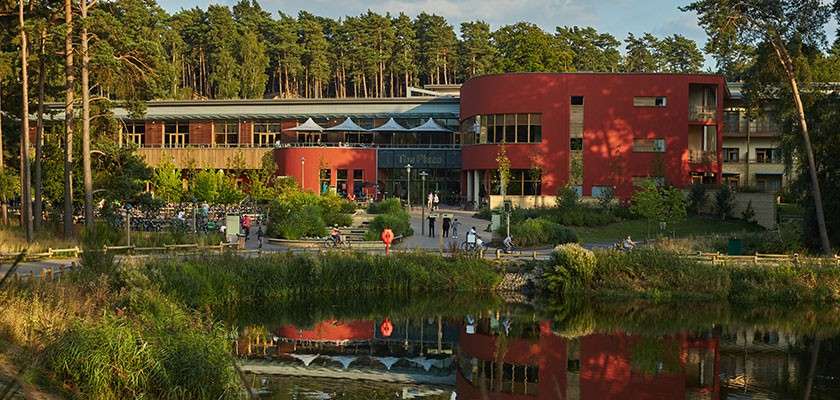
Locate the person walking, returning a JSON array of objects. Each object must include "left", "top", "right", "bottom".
[
  {"left": 242, "top": 215, "right": 252, "bottom": 239},
  {"left": 427, "top": 214, "right": 436, "bottom": 237},
  {"left": 442, "top": 215, "right": 451, "bottom": 238},
  {"left": 452, "top": 218, "right": 461, "bottom": 239},
  {"left": 427, "top": 192, "right": 434, "bottom": 210},
  {"left": 433, "top": 192, "right": 440, "bottom": 210}
]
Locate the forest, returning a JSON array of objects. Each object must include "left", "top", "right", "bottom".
[{"left": 0, "top": 0, "right": 715, "bottom": 104}]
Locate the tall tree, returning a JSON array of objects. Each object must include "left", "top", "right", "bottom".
[
  {"left": 683, "top": 0, "right": 836, "bottom": 255},
  {"left": 623, "top": 33, "right": 659, "bottom": 72},
  {"left": 556, "top": 26, "right": 621, "bottom": 72},
  {"left": 238, "top": 31, "right": 268, "bottom": 98},
  {"left": 656, "top": 34, "right": 705, "bottom": 73},
  {"left": 18, "top": 0, "right": 33, "bottom": 241},
  {"left": 459, "top": 20, "right": 496, "bottom": 79},
  {"left": 211, "top": 47, "right": 239, "bottom": 98},
  {"left": 0, "top": 51, "right": 13, "bottom": 225},
  {"left": 414, "top": 13, "right": 457, "bottom": 85},
  {"left": 81, "top": 0, "right": 93, "bottom": 228},
  {"left": 492, "top": 22, "right": 572, "bottom": 73},
  {"left": 391, "top": 12, "right": 416, "bottom": 96},
  {"left": 298, "top": 12, "right": 329, "bottom": 98},
  {"left": 63, "top": 0, "right": 74, "bottom": 238}
]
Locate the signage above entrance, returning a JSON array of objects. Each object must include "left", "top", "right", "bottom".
[{"left": 378, "top": 149, "right": 461, "bottom": 169}]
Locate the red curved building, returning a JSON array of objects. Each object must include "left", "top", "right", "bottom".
[{"left": 459, "top": 73, "right": 725, "bottom": 201}]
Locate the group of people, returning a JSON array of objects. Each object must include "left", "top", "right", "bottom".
[
  {"left": 426, "top": 214, "right": 461, "bottom": 238},
  {"left": 426, "top": 192, "right": 440, "bottom": 210}
]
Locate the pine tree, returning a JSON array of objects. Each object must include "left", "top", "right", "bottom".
[
  {"left": 556, "top": 26, "right": 621, "bottom": 72},
  {"left": 657, "top": 34, "right": 705, "bottom": 73},
  {"left": 459, "top": 20, "right": 496, "bottom": 79},
  {"left": 623, "top": 33, "right": 659, "bottom": 72},
  {"left": 391, "top": 13, "right": 416, "bottom": 96},
  {"left": 212, "top": 47, "right": 239, "bottom": 98},
  {"left": 299, "top": 12, "right": 329, "bottom": 98},
  {"left": 238, "top": 31, "right": 268, "bottom": 98}
]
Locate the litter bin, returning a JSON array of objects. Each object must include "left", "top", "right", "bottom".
[{"left": 727, "top": 238, "right": 743, "bottom": 256}]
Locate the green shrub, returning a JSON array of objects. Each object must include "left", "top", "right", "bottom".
[
  {"left": 715, "top": 185, "right": 735, "bottom": 220},
  {"left": 270, "top": 204, "right": 326, "bottom": 239},
  {"left": 505, "top": 218, "right": 577, "bottom": 247},
  {"left": 687, "top": 183, "right": 708, "bottom": 215},
  {"left": 556, "top": 185, "right": 580, "bottom": 210},
  {"left": 741, "top": 200, "right": 756, "bottom": 223},
  {"left": 366, "top": 211, "right": 413, "bottom": 240},
  {"left": 367, "top": 198, "right": 404, "bottom": 214},
  {"left": 509, "top": 206, "right": 619, "bottom": 227},
  {"left": 727, "top": 261, "right": 840, "bottom": 303},
  {"left": 472, "top": 206, "right": 493, "bottom": 221},
  {"left": 267, "top": 189, "right": 354, "bottom": 239},
  {"left": 544, "top": 244, "right": 597, "bottom": 294}
]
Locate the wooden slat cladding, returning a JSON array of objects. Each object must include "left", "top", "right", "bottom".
[
  {"left": 137, "top": 147, "right": 272, "bottom": 169},
  {"left": 633, "top": 96, "right": 657, "bottom": 107},
  {"left": 569, "top": 105, "right": 584, "bottom": 138}
]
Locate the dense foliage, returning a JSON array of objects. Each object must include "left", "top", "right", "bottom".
[
  {"left": 267, "top": 189, "right": 354, "bottom": 239},
  {"left": 502, "top": 218, "right": 578, "bottom": 247},
  {"left": 365, "top": 198, "right": 413, "bottom": 240}
]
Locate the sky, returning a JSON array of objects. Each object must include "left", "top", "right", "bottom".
[{"left": 158, "top": 0, "right": 839, "bottom": 70}]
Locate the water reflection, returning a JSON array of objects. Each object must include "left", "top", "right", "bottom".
[{"left": 237, "top": 302, "right": 840, "bottom": 400}]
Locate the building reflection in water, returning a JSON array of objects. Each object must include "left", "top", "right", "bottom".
[{"left": 237, "top": 316, "right": 828, "bottom": 399}]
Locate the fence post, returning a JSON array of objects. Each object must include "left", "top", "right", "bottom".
[{"left": 495, "top": 249, "right": 501, "bottom": 260}]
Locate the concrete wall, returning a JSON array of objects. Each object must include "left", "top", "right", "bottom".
[{"left": 692, "top": 189, "right": 776, "bottom": 229}]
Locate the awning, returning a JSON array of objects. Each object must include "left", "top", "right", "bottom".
[
  {"left": 284, "top": 117, "right": 324, "bottom": 132},
  {"left": 325, "top": 117, "right": 368, "bottom": 132},
  {"left": 410, "top": 118, "right": 451, "bottom": 133},
  {"left": 370, "top": 118, "right": 409, "bottom": 132}
]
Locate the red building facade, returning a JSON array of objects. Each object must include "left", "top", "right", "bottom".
[{"left": 459, "top": 73, "right": 725, "bottom": 200}]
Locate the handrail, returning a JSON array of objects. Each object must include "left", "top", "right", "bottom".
[{"left": 135, "top": 142, "right": 461, "bottom": 150}]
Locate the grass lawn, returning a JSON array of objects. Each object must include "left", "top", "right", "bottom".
[{"left": 575, "top": 216, "right": 763, "bottom": 243}]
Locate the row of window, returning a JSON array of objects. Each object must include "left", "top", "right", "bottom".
[
  {"left": 723, "top": 147, "right": 783, "bottom": 163},
  {"left": 319, "top": 169, "right": 365, "bottom": 196},
  {"left": 461, "top": 114, "right": 542, "bottom": 144}
]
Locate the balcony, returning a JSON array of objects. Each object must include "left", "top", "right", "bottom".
[
  {"left": 689, "top": 106, "right": 716, "bottom": 122},
  {"left": 136, "top": 146, "right": 272, "bottom": 169},
  {"left": 689, "top": 150, "right": 718, "bottom": 165}
]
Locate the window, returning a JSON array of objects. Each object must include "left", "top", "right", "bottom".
[
  {"left": 529, "top": 114, "right": 542, "bottom": 142},
  {"left": 755, "top": 148, "right": 781, "bottom": 163},
  {"left": 591, "top": 186, "right": 614, "bottom": 199},
  {"left": 253, "top": 122, "right": 281, "bottom": 147},
  {"left": 516, "top": 114, "right": 529, "bottom": 143},
  {"left": 471, "top": 113, "right": 542, "bottom": 144},
  {"left": 353, "top": 170, "right": 364, "bottom": 197},
  {"left": 570, "top": 96, "right": 584, "bottom": 105},
  {"left": 319, "top": 169, "right": 331, "bottom": 193},
  {"left": 164, "top": 122, "right": 189, "bottom": 148},
  {"left": 124, "top": 123, "right": 145, "bottom": 147},
  {"left": 634, "top": 96, "right": 667, "bottom": 107},
  {"left": 570, "top": 138, "right": 583, "bottom": 151},
  {"left": 756, "top": 175, "right": 782, "bottom": 193},
  {"left": 214, "top": 122, "right": 239, "bottom": 146},
  {"left": 336, "top": 169, "right": 348, "bottom": 196},
  {"left": 633, "top": 138, "right": 665, "bottom": 152},
  {"left": 723, "top": 148, "right": 739, "bottom": 162}
]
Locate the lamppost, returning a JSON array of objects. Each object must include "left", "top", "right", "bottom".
[
  {"left": 405, "top": 164, "right": 412, "bottom": 209},
  {"left": 419, "top": 170, "right": 429, "bottom": 235},
  {"left": 300, "top": 157, "right": 305, "bottom": 190}
]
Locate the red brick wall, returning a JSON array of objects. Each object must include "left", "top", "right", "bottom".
[
  {"left": 273, "top": 147, "right": 377, "bottom": 196},
  {"left": 189, "top": 121, "right": 213, "bottom": 146},
  {"left": 145, "top": 121, "right": 163, "bottom": 146},
  {"left": 281, "top": 119, "right": 298, "bottom": 142},
  {"left": 238, "top": 121, "right": 252, "bottom": 146}
]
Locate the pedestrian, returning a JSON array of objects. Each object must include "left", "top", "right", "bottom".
[
  {"left": 427, "top": 214, "right": 436, "bottom": 237},
  {"left": 452, "top": 218, "right": 461, "bottom": 239},
  {"left": 427, "top": 192, "right": 434, "bottom": 210},
  {"left": 242, "top": 215, "right": 252, "bottom": 239},
  {"left": 442, "top": 215, "right": 451, "bottom": 238},
  {"left": 433, "top": 192, "right": 440, "bottom": 210}
]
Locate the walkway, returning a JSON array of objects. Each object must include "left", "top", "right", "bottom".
[{"left": 399, "top": 206, "right": 491, "bottom": 251}]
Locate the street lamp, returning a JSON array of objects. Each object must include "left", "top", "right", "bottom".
[
  {"left": 300, "top": 157, "right": 305, "bottom": 190},
  {"left": 419, "top": 170, "right": 429, "bottom": 235},
  {"left": 405, "top": 164, "right": 412, "bottom": 208}
]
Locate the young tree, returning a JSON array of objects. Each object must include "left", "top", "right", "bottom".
[
  {"left": 683, "top": 0, "right": 836, "bottom": 255},
  {"left": 153, "top": 157, "right": 184, "bottom": 204}
]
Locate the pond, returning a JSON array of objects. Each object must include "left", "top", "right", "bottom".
[{"left": 234, "top": 295, "right": 840, "bottom": 400}]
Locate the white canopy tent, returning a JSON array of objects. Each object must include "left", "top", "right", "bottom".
[
  {"left": 326, "top": 117, "right": 368, "bottom": 132},
  {"left": 284, "top": 117, "right": 325, "bottom": 132},
  {"left": 409, "top": 118, "right": 451, "bottom": 133},
  {"left": 371, "top": 118, "right": 409, "bottom": 132}
]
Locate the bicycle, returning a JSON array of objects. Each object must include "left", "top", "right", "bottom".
[{"left": 323, "top": 235, "right": 352, "bottom": 249}]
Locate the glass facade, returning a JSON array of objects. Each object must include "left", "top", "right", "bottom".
[
  {"left": 164, "top": 122, "right": 189, "bottom": 148},
  {"left": 124, "top": 123, "right": 145, "bottom": 147},
  {"left": 460, "top": 114, "right": 542, "bottom": 145},
  {"left": 214, "top": 122, "right": 239, "bottom": 146},
  {"left": 253, "top": 122, "right": 282, "bottom": 147}
]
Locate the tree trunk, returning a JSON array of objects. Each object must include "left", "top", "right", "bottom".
[
  {"left": 19, "top": 0, "right": 33, "bottom": 242},
  {"left": 770, "top": 38, "right": 832, "bottom": 256},
  {"left": 63, "top": 0, "right": 75, "bottom": 238},
  {"left": 0, "top": 83, "right": 7, "bottom": 225},
  {"left": 34, "top": 26, "right": 46, "bottom": 230},
  {"left": 81, "top": 0, "right": 93, "bottom": 228}
]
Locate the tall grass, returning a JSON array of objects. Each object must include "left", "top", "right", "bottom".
[
  {"left": 141, "top": 252, "right": 501, "bottom": 313},
  {"left": 541, "top": 247, "right": 840, "bottom": 304}
]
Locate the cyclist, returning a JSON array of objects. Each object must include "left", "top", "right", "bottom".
[
  {"left": 503, "top": 234, "right": 515, "bottom": 253},
  {"left": 330, "top": 225, "right": 342, "bottom": 245}
]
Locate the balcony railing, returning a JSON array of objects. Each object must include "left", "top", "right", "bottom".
[
  {"left": 723, "top": 158, "right": 784, "bottom": 165},
  {"left": 132, "top": 142, "right": 461, "bottom": 150},
  {"left": 689, "top": 150, "right": 718, "bottom": 165},
  {"left": 689, "top": 106, "right": 716, "bottom": 122}
]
